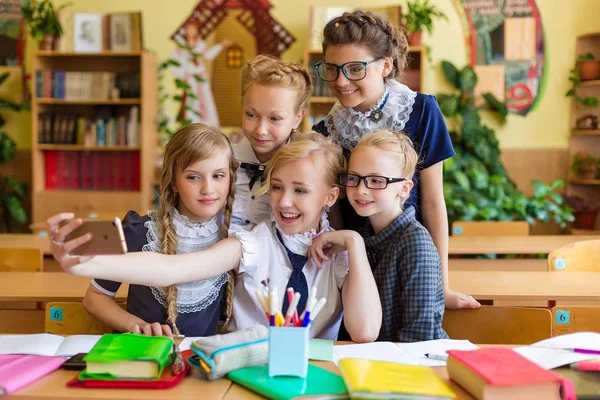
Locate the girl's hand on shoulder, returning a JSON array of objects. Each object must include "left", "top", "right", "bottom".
[
  {"left": 47, "top": 213, "right": 94, "bottom": 274},
  {"left": 131, "top": 322, "right": 173, "bottom": 337},
  {"left": 309, "top": 231, "right": 355, "bottom": 269}
]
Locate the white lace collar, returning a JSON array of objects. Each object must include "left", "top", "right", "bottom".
[
  {"left": 324, "top": 80, "right": 417, "bottom": 152},
  {"left": 347, "top": 85, "right": 390, "bottom": 119},
  {"left": 143, "top": 209, "right": 228, "bottom": 314},
  {"left": 172, "top": 207, "right": 221, "bottom": 239},
  {"left": 271, "top": 211, "right": 330, "bottom": 256}
]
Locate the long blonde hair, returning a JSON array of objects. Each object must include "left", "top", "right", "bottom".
[
  {"left": 256, "top": 131, "right": 345, "bottom": 196},
  {"left": 353, "top": 129, "right": 419, "bottom": 206},
  {"left": 158, "top": 123, "right": 239, "bottom": 335},
  {"left": 241, "top": 54, "right": 313, "bottom": 115}
]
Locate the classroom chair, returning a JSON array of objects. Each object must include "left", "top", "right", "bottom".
[
  {"left": 450, "top": 221, "right": 530, "bottom": 236},
  {"left": 443, "top": 306, "right": 552, "bottom": 345},
  {"left": 552, "top": 306, "right": 600, "bottom": 335},
  {"left": 45, "top": 302, "right": 126, "bottom": 335},
  {"left": 547, "top": 239, "right": 600, "bottom": 307}
]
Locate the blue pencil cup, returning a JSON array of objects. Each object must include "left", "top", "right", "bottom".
[{"left": 268, "top": 326, "right": 309, "bottom": 378}]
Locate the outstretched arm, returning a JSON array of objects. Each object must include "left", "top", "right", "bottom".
[{"left": 48, "top": 213, "right": 242, "bottom": 287}]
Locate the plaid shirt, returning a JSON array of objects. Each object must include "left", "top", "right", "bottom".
[{"left": 361, "top": 206, "right": 448, "bottom": 342}]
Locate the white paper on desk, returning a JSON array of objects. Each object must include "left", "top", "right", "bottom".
[
  {"left": 514, "top": 346, "right": 600, "bottom": 370},
  {"left": 179, "top": 337, "right": 204, "bottom": 352},
  {"left": 0, "top": 334, "right": 65, "bottom": 356},
  {"left": 531, "top": 332, "right": 600, "bottom": 351},
  {"left": 54, "top": 335, "right": 101, "bottom": 356},
  {"left": 397, "top": 339, "right": 480, "bottom": 367},
  {"left": 333, "top": 342, "right": 418, "bottom": 366}
]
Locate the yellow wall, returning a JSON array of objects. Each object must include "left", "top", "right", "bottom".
[{"left": 6, "top": 0, "right": 600, "bottom": 149}]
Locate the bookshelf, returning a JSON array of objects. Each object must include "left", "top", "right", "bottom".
[
  {"left": 31, "top": 51, "right": 158, "bottom": 224},
  {"left": 567, "top": 33, "right": 600, "bottom": 231},
  {"left": 303, "top": 46, "right": 424, "bottom": 131}
]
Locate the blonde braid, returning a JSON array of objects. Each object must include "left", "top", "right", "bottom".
[
  {"left": 219, "top": 153, "right": 238, "bottom": 333},
  {"left": 159, "top": 192, "right": 180, "bottom": 335}
]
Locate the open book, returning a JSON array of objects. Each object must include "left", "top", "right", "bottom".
[{"left": 0, "top": 334, "right": 102, "bottom": 357}]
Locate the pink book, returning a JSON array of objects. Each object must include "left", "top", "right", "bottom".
[{"left": 0, "top": 354, "right": 66, "bottom": 395}]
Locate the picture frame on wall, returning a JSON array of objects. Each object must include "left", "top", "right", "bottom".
[
  {"left": 73, "top": 13, "right": 103, "bottom": 53},
  {"left": 110, "top": 14, "right": 133, "bottom": 52}
]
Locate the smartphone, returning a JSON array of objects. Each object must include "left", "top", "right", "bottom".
[
  {"left": 62, "top": 353, "right": 87, "bottom": 370},
  {"left": 64, "top": 218, "right": 127, "bottom": 255}
]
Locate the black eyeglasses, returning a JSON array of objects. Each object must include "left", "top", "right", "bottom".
[
  {"left": 314, "top": 58, "right": 382, "bottom": 82},
  {"left": 340, "top": 173, "right": 406, "bottom": 190}
]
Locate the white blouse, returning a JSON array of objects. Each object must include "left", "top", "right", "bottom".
[
  {"left": 230, "top": 137, "right": 272, "bottom": 232},
  {"left": 228, "top": 212, "right": 349, "bottom": 340}
]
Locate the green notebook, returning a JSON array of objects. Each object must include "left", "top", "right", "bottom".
[
  {"left": 228, "top": 364, "right": 349, "bottom": 400},
  {"left": 81, "top": 334, "right": 172, "bottom": 380}
]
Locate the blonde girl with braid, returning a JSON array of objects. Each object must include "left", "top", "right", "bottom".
[
  {"left": 231, "top": 55, "right": 312, "bottom": 231},
  {"left": 49, "top": 132, "right": 382, "bottom": 343},
  {"left": 311, "top": 10, "right": 479, "bottom": 314},
  {"left": 52, "top": 124, "right": 238, "bottom": 337}
]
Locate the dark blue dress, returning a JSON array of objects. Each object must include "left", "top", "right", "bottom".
[{"left": 92, "top": 211, "right": 226, "bottom": 337}]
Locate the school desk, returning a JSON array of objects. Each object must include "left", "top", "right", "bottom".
[
  {"left": 448, "top": 235, "right": 600, "bottom": 255},
  {"left": 0, "top": 234, "right": 51, "bottom": 254},
  {"left": 0, "top": 273, "right": 128, "bottom": 303},
  {"left": 449, "top": 270, "right": 600, "bottom": 302}
]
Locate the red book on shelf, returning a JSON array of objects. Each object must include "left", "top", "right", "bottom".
[
  {"left": 80, "top": 152, "right": 93, "bottom": 189},
  {"left": 131, "top": 151, "right": 140, "bottom": 191},
  {"left": 69, "top": 152, "right": 81, "bottom": 189},
  {"left": 104, "top": 152, "right": 115, "bottom": 190},
  {"left": 57, "top": 151, "right": 69, "bottom": 189},
  {"left": 45, "top": 151, "right": 58, "bottom": 189},
  {"left": 92, "top": 152, "right": 104, "bottom": 190},
  {"left": 447, "top": 348, "right": 574, "bottom": 400}
]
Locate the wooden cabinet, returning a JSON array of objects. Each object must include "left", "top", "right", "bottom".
[{"left": 31, "top": 52, "right": 158, "bottom": 223}]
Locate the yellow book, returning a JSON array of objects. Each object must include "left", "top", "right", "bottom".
[{"left": 338, "top": 358, "right": 455, "bottom": 400}]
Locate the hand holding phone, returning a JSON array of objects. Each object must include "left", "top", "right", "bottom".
[{"left": 64, "top": 218, "right": 127, "bottom": 255}]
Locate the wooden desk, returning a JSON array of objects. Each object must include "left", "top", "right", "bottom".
[
  {"left": 449, "top": 235, "right": 600, "bottom": 254},
  {"left": 7, "top": 368, "right": 232, "bottom": 399},
  {"left": 0, "top": 273, "right": 128, "bottom": 302},
  {"left": 0, "top": 234, "right": 50, "bottom": 255},
  {"left": 450, "top": 270, "right": 600, "bottom": 301}
]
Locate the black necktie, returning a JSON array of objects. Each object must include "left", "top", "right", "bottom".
[
  {"left": 276, "top": 230, "right": 309, "bottom": 316},
  {"left": 240, "top": 162, "right": 265, "bottom": 190}
]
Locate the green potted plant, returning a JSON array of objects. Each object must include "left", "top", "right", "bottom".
[
  {"left": 566, "top": 65, "right": 599, "bottom": 108},
  {"left": 0, "top": 72, "right": 27, "bottom": 232},
  {"left": 578, "top": 52, "right": 600, "bottom": 81},
  {"left": 563, "top": 195, "right": 599, "bottom": 230},
  {"left": 404, "top": 0, "right": 447, "bottom": 46},
  {"left": 437, "top": 61, "right": 574, "bottom": 229},
  {"left": 571, "top": 151, "right": 599, "bottom": 180},
  {"left": 21, "top": 0, "right": 71, "bottom": 50}
]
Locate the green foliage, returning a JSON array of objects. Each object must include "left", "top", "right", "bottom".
[
  {"left": 566, "top": 67, "right": 599, "bottom": 107},
  {"left": 438, "top": 61, "right": 574, "bottom": 229},
  {"left": 579, "top": 52, "right": 595, "bottom": 61},
  {"left": 405, "top": 0, "right": 447, "bottom": 34},
  {"left": 21, "top": 0, "right": 72, "bottom": 41},
  {"left": 0, "top": 73, "right": 27, "bottom": 232}
]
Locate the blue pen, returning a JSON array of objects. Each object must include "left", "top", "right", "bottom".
[
  {"left": 301, "top": 311, "right": 311, "bottom": 327},
  {"left": 424, "top": 353, "right": 448, "bottom": 361}
]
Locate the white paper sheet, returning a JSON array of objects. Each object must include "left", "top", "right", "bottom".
[
  {"left": 333, "top": 342, "right": 418, "bottom": 366},
  {"left": 531, "top": 332, "right": 600, "bottom": 351},
  {"left": 54, "top": 335, "right": 101, "bottom": 356},
  {"left": 514, "top": 346, "right": 600, "bottom": 370},
  {"left": 0, "top": 334, "right": 65, "bottom": 356},
  {"left": 398, "top": 339, "right": 480, "bottom": 367}
]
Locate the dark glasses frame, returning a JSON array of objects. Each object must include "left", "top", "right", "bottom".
[
  {"left": 339, "top": 173, "right": 407, "bottom": 190},
  {"left": 314, "top": 57, "right": 383, "bottom": 82}
]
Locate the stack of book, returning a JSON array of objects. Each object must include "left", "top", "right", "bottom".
[{"left": 35, "top": 70, "right": 140, "bottom": 100}]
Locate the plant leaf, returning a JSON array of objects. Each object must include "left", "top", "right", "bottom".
[
  {"left": 441, "top": 61, "right": 460, "bottom": 89},
  {"left": 4, "top": 194, "right": 26, "bottom": 224},
  {"left": 0, "top": 132, "right": 16, "bottom": 162},
  {"left": 458, "top": 66, "right": 477, "bottom": 91},
  {"left": 5, "top": 177, "right": 26, "bottom": 196}
]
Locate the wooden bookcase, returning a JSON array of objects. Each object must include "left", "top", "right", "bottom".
[
  {"left": 31, "top": 51, "right": 158, "bottom": 224},
  {"left": 567, "top": 33, "right": 600, "bottom": 233},
  {"left": 303, "top": 46, "right": 424, "bottom": 131}
]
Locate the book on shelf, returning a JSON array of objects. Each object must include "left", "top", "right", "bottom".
[
  {"left": 446, "top": 347, "right": 569, "bottom": 400},
  {"left": 54, "top": 11, "right": 143, "bottom": 53},
  {"left": 35, "top": 70, "right": 140, "bottom": 100},
  {"left": 45, "top": 150, "right": 139, "bottom": 191},
  {"left": 38, "top": 106, "right": 139, "bottom": 146}
]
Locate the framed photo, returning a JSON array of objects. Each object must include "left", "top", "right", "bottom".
[
  {"left": 110, "top": 14, "right": 132, "bottom": 52},
  {"left": 73, "top": 13, "right": 103, "bottom": 53}
]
